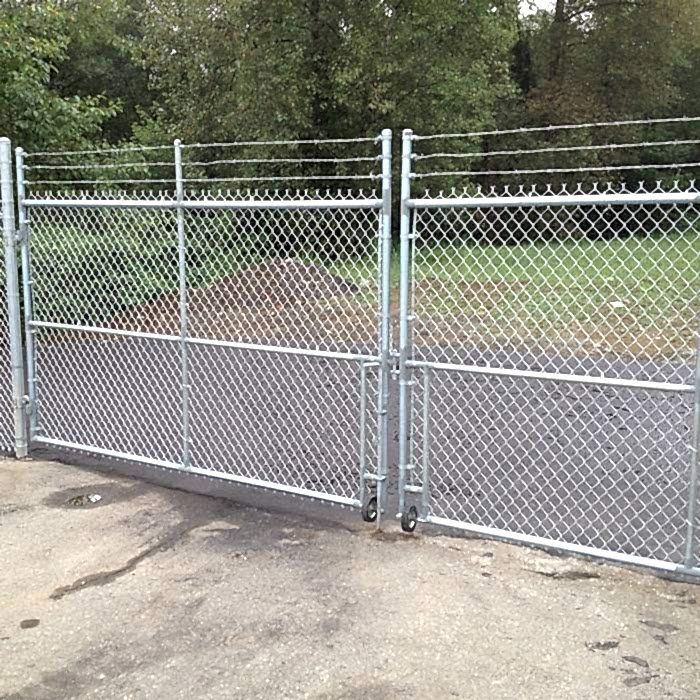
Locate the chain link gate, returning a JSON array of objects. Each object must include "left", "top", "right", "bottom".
[
  {"left": 4, "top": 116, "right": 700, "bottom": 578},
  {"left": 16, "top": 132, "right": 393, "bottom": 521},
  {"left": 396, "top": 121, "right": 700, "bottom": 577}
]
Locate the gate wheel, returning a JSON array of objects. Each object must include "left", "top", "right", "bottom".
[
  {"left": 401, "top": 505, "right": 419, "bottom": 533},
  {"left": 361, "top": 496, "right": 378, "bottom": 523}
]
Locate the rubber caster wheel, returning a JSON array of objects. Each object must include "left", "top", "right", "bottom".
[
  {"left": 361, "top": 496, "right": 378, "bottom": 523},
  {"left": 401, "top": 505, "right": 418, "bottom": 533}
]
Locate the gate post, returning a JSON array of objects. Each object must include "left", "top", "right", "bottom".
[
  {"left": 376, "top": 128, "right": 393, "bottom": 525},
  {"left": 174, "top": 140, "right": 191, "bottom": 470},
  {"left": 0, "top": 138, "right": 28, "bottom": 458},
  {"left": 397, "top": 129, "right": 414, "bottom": 517},
  {"left": 684, "top": 330, "right": 700, "bottom": 568},
  {"left": 15, "top": 147, "right": 37, "bottom": 440}
]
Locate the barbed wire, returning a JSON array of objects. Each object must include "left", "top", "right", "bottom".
[
  {"left": 24, "top": 144, "right": 173, "bottom": 158},
  {"left": 412, "top": 162, "right": 700, "bottom": 179},
  {"left": 412, "top": 116, "right": 700, "bottom": 142},
  {"left": 182, "top": 135, "right": 381, "bottom": 149},
  {"left": 413, "top": 139, "right": 700, "bottom": 161}
]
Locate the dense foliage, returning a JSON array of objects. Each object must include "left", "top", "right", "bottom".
[{"left": 0, "top": 0, "right": 698, "bottom": 153}]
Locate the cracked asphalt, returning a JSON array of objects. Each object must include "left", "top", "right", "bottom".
[{"left": 2, "top": 457, "right": 700, "bottom": 699}]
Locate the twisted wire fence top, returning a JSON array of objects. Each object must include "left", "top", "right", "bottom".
[{"left": 20, "top": 134, "right": 385, "bottom": 200}]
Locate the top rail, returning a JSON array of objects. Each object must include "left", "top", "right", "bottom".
[{"left": 408, "top": 191, "right": 700, "bottom": 209}]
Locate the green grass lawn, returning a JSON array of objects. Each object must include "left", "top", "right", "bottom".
[{"left": 330, "top": 229, "right": 700, "bottom": 359}]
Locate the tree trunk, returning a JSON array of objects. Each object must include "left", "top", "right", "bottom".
[{"left": 548, "top": 0, "right": 568, "bottom": 84}]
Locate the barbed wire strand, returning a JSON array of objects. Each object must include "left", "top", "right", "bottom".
[
  {"left": 413, "top": 139, "right": 700, "bottom": 161},
  {"left": 413, "top": 116, "right": 700, "bottom": 142},
  {"left": 412, "top": 162, "right": 700, "bottom": 178}
]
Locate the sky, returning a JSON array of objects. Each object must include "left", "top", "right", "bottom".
[{"left": 520, "top": 0, "right": 554, "bottom": 15}]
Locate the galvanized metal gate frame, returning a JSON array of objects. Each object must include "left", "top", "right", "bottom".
[
  {"left": 11, "top": 131, "right": 394, "bottom": 523},
  {"left": 395, "top": 127, "right": 700, "bottom": 579},
  {"left": 1, "top": 123, "right": 700, "bottom": 579}
]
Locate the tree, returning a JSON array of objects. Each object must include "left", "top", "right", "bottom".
[
  {"left": 136, "top": 0, "right": 519, "bottom": 143},
  {"left": 0, "top": 1, "right": 117, "bottom": 153},
  {"left": 522, "top": 0, "right": 700, "bottom": 124},
  {"left": 51, "top": 0, "right": 156, "bottom": 143}
]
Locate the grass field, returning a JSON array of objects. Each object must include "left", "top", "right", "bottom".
[{"left": 330, "top": 229, "right": 700, "bottom": 360}]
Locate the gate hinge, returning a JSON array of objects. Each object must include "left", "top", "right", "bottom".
[
  {"left": 22, "top": 395, "right": 35, "bottom": 415},
  {"left": 14, "top": 223, "right": 28, "bottom": 245},
  {"left": 363, "top": 472, "right": 387, "bottom": 482}
]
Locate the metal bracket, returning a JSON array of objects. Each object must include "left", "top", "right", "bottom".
[
  {"left": 14, "top": 223, "right": 27, "bottom": 245},
  {"left": 363, "top": 472, "right": 387, "bottom": 482}
]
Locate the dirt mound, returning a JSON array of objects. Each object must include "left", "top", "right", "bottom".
[
  {"left": 193, "top": 259, "right": 359, "bottom": 308},
  {"left": 117, "top": 259, "right": 361, "bottom": 337}
]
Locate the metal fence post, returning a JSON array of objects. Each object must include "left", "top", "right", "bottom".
[
  {"left": 420, "top": 366, "right": 432, "bottom": 519},
  {"left": 684, "top": 330, "right": 700, "bottom": 568},
  {"left": 375, "top": 128, "right": 393, "bottom": 525},
  {"left": 174, "top": 140, "right": 191, "bottom": 469},
  {"left": 397, "top": 129, "right": 414, "bottom": 516},
  {"left": 0, "top": 138, "right": 28, "bottom": 458},
  {"left": 358, "top": 361, "right": 369, "bottom": 508},
  {"left": 15, "top": 147, "right": 36, "bottom": 441}
]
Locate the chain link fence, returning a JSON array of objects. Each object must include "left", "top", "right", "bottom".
[
  {"left": 1, "top": 117, "right": 699, "bottom": 577},
  {"left": 19, "top": 133, "right": 392, "bottom": 516},
  {"left": 398, "top": 118, "right": 700, "bottom": 574}
]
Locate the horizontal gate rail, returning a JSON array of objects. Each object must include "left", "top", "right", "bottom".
[
  {"left": 30, "top": 435, "right": 362, "bottom": 507},
  {"left": 408, "top": 192, "right": 700, "bottom": 209},
  {"left": 29, "top": 320, "right": 379, "bottom": 363},
  {"left": 21, "top": 197, "right": 383, "bottom": 211},
  {"left": 422, "top": 515, "right": 700, "bottom": 579},
  {"left": 406, "top": 359, "right": 694, "bottom": 394}
]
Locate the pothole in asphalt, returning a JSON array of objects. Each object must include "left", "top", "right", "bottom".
[{"left": 43, "top": 482, "right": 146, "bottom": 509}]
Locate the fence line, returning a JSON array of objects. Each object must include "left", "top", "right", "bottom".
[
  {"left": 1, "top": 118, "right": 699, "bottom": 578},
  {"left": 398, "top": 124, "right": 700, "bottom": 578}
]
